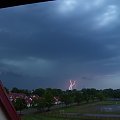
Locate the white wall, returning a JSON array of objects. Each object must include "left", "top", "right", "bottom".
[{"left": 0, "top": 106, "right": 8, "bottom": 120}]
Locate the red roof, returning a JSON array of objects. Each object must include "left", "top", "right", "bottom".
[{"left": 0, "top": 81, "right": 20, "bottom": 120}]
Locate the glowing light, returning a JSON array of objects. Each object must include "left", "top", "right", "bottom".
[{"left": 69, "top": 80, "right": 76, "bottom": 90}]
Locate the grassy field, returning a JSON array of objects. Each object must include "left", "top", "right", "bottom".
[
  {"left": 22, "top": 101, "right": 120, "bottom": 120},
  {"left": 100, "top": 101, "right": 120, "bottom": 105},
  {"left": 22, "top": 114, "right": 120, "bottom": 120},
  {"left": 60, "top": 101, "right": 120, "bottom": 114},
  {"left": 22, "top": 114, "right": 69, "bottom": 120}
]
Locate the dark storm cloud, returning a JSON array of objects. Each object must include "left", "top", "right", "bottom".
[
  {"left": 0, "top": 0, "right": 120, "bottom": 89},
  {"left": 0, "top": 30, "right": 116, "bottom": 61}
]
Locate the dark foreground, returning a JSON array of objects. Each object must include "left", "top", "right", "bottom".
[{"left": 22, "top": 101, "right": 120, "bottom": 120}]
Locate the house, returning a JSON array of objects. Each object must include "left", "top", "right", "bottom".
[
  {"left": 54, "top": 96, "right": 61, "bottom": 105},
  {"left": 0, "top": 81, "right": 20, "bottom": 120},
  {"left": 8, "top": 93, "right": 40, "bottom": 108},
  {"left": 8, "top": 93, "right": 26, "bottom": 102}
]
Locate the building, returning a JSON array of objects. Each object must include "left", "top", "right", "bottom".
[
  {"left": 0, "top": 81, "right": 20, "bottom": 120},
  {"left": 8, "top": 93, "right": 40, "bottom": 107}
]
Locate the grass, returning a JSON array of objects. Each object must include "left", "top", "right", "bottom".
[
  {"left": 100, "top": 101, "right": 120, "bottom": 105},
  {"left": 59, "top": 101, "right": 120, "bottom": 114},
  {"left": 22, "top": 114, "right": 120, "bottom": 120},
  {"left": 22, "top": 101, "right": 120, "bottom": 120},
  {"left": 22, "top": 114, "right": 66, "bottom": 120},
  {"left": 61, "top": 102, "right": 99, "bottom": 113},
  {"left": 22, "top": 114, "right": 79, "bottom": 120}
]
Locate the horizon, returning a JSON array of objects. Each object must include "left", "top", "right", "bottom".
[{"left": 3, "top": 81, "right": 120, "bottom": 91}]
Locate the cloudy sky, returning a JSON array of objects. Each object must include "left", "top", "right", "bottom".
[{"left": 0, "top": 0, "right": 120, "bottom": 90}]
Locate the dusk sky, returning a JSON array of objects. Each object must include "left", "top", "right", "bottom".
[{"left": 0, "top": 0, "right": 120, "bottom": 90}]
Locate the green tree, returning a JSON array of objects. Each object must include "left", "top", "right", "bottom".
[
  {"left": 44, "top": 91, "right": 54, "bottom": 111},
  {"left": 61, "top": 92, "right": 74, "bottom": 107},
  {"left": 97, "top": 92, "right": 105, "bottom": 101},
  {"left": 12, "top": 98, "right": 27, "bottom": 114},
  {"left": 32, "top": 88, "right": 45, "bottom": 97},
  {"left": 33, "top": 98, "right": 46, "bottom": 112},
  {"left": 81, "top": 89, "right": 90, "bottom": 103},
  {"left": 51, "top": 89, "right": 63, "bottom": 97},
  {"left": 11, "top": 87, "right": 20, "bottom": 93},
  {"left": 89, "top": 88, "right": 97, "bottom": 102},
  {"left": 75, "top": 91, "right": 83, "bottom": 105}
]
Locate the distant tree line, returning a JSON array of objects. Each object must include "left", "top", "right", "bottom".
[{"left": 6, "top": 87, "right": 120, "bottom": 112}]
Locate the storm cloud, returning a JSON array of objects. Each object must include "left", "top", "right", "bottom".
[{"left": 0, "top": 0, "right": 120, "bottom": 89}]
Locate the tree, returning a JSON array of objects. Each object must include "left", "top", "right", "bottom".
[
  {"left": 61, "top": 92, "right": 74, "bottom": 107},
  {"left": 11, "top": 87, "right": 31, "bottom": 95},
  {"left": 75, "top": 91, "right": 83, "bottom": 105},
  {"left": 11, "top": 87, "right": 20, "bottom": 93},
  {"left": 103, "top": 88, "right": 114, "bottom": 98},
  {"left": 81, "top": 89, "right": 90, "bottom": 103},
  {"left": 12, "top": 98, "right": 27, "bottom": 114},
  {"left": 97, "top": 92, "right": 105, "bottom": 101},
  {"left": 20, "top": 89, "right": 31, "bottom": 95},
  {"left": 89, "top": 88, "right": 97, "bottom": 102},
  {"left": 51, "top": 89, "right": 63, "bottom": 97},
  {"left": 32, "top": 88, "right": 45, "bottom": 97},
  {"left": 44, "top": 91, "right": 54, "bottom": 111},
  {"left": 34, "top": 98, "right": 46, "bottom": 112}
]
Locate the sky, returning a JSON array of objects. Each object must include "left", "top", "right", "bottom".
[{"left": 0, "top": 0, "right": 120, "bottom": 90}]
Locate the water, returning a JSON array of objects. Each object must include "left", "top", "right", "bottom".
[{"left": 99, "top": 105, "right": 120, "bottom": 112}]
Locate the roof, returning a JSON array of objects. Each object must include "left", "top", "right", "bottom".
[
  {"left": 0, "top": 81, "right": 20, "bottom": 120},
  {"left": 0, "top": 0, "right": 54, "bottom": 9}
]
